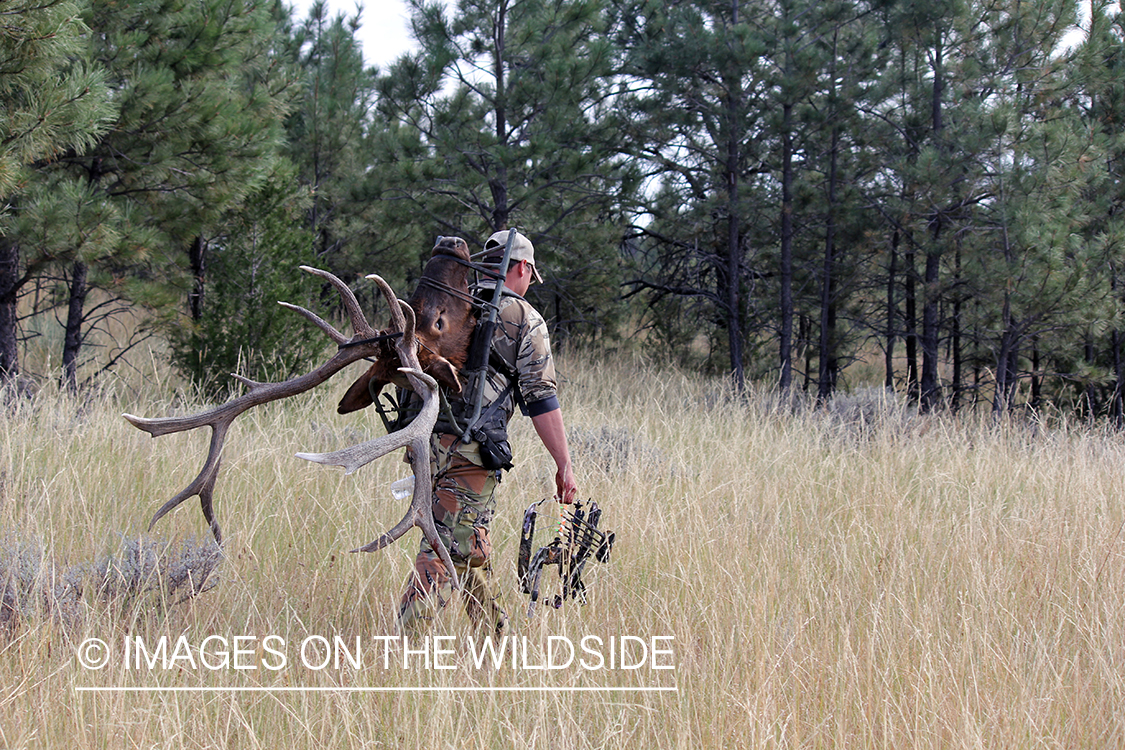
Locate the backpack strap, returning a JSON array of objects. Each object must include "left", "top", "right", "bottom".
[
  {"left": 474, "top": 379, "right": 515, "bottom": 428},
  {"left": 488, "top": 347, "right": 526, "bottom": 415}
]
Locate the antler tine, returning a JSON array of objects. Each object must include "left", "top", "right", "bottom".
[
  {"left": 378, "top": 301, "right": 459, "bottom": 585},
  {"left": 295, "top": 299, "right": 460, "bottom": 588},
  {"left": 367, "top": 274, "right": 406, "bottom": 333},
  {"left": 124, "top": 266, "right": 394, "bottom": 542},
  {"left": 278, "top": 302, "right": 348, "bottom": 346},
  {"left": 146, "top": 421, "right": 228, "bottom": 542},
  {"left": 294, "top": 367, "right": 435, "bottom": 475},
  {"left": 124, "top": 345, "right": 375, "bottom": 541},
  {"left": 127, "top": 265, "right": 460, "bottom": 587},
  {"left": 295, "top": 366, "right": 457, "bottom": 588},
  {"left": 301, "top": 265, "right": 378, "bottom": 338},
  {"left": 352, "top": 409, "right": 458, "bottom": 590}
]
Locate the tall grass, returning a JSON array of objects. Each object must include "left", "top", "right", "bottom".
[{"left": 2, "top": 349, "right": 1125, "bottom": 747}]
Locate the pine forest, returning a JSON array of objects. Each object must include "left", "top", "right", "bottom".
[{"left": 2, "top": 0, "right": 1125, "bottom": 418}]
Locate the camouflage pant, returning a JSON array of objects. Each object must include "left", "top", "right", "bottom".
[{"left": 396, "top": 433, "right": 510, "bottom": 636}]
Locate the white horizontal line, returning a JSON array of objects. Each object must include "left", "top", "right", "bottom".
[{"left": 75, "top": 685, "right": 678, "bottom": 694}]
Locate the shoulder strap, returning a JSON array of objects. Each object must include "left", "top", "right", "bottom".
[
  {"left": 489, "top": 347, "right": 525, "bottom": 414},
  {"left": 473, "top": 379, "right": 515, "bottom": 429}
]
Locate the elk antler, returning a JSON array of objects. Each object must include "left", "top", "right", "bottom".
[
  {"left": 122, "top": 267, "right": 457, "bottom": 587},
  {"left": 296, "top": 276, "right": 457, "bottom": 586}
]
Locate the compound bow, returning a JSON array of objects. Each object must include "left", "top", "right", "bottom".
[{"left": 517, "top": 498, "right": 615, "bottom": 617}]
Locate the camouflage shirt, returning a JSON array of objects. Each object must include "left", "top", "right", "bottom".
[
  {"left": 398, "top": 286, "right": 558, "bottom": 434},
  {"left": 472, "top": 287, "right": 558, "bottom": 418}
]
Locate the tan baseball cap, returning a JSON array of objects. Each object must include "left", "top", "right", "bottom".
[{"left": 483, "top": 230, "right": 543, "bottom": 283}]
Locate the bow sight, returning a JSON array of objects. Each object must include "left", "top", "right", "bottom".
[{"left": 517, "top": 498, "right": 615, "bottom": 617}]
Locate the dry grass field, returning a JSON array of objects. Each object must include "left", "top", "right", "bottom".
[{"left": 3, "top": 349, "right": 1125, "bottom": 748}]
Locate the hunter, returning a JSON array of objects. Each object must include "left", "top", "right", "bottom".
[{"left": 396, "top": 229, "right": 578, "bottom": 635}]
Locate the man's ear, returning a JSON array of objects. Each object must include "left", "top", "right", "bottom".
[{"left": 429, "top": 356, "right": 462, "bottom": 394}]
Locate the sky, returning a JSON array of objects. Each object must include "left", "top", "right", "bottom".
[
  {"left": 287, "top": 0, "right": 420, "bottom": 68},
  {"left": 294, "top": 0, "right": 1107, "bottom": 68}
]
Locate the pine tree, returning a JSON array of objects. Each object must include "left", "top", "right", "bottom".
[
  {"left": 789, "top": 0, "right": 885, "bottom": 400},
  {"left": 171, "top": 161, "right": 320, "bottom": 397},
  {"left": 1053, "top": 1, "right": 1125, "bottom": 419},
  {"left": 13, "top": 0, "right": 298, "bottom": 390},
  {"left": 0, "top": 0, "right": 114, "bottom": 382},
  {"left": 615, "top": 0, "right": 767, "bottom": 387},
  {"left": 371, "top": 0, "right": 635, "bottom": 343},
  {"left": 869, "top": 0, "right": 1100, "bottom": 413},
  {"left": 283, "top": 1, "right": 379, "bottom": 271},
  {"left": 869, "top": 0, "right": 998, "bottom": 409}
]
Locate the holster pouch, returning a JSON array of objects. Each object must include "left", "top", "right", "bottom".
[{"left": 471, "top": 416, "right": 513, "bottom": 471}]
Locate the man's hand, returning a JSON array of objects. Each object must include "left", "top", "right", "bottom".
[{"left": 556, "top": 461, "right": 578, "bottom": 504}]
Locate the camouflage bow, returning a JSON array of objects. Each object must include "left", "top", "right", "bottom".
[{"left": 517, "top": 498, "right": 615, "bottom": 617}]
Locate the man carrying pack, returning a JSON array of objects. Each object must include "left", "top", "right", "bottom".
[{"left": 397, "top": 229, "right": 578, "bottom": 636}]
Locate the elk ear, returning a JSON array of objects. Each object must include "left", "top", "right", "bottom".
[
  {"left": 338, "top": 364, "right": 382, "bottom": 414},
  {"left": 429, "top": 356, "right": 462, "bottom": 395}
]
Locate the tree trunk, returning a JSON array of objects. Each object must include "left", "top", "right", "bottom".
[
  {"left": 1005, "top": 340, "right": 1020, "bottom": 410},
  {"left": 1030, "top": 338, "right": 1042, "bottom": 412},
  {"left": 885, "top": 228, "right": 899, "bottom": 390},
  {"left": 1084, "top": 337, "right": 1099, "bottom": 418},
  {"left": 61, "top": 260, "right": 89, "bottom": 392},
  {"left": 1112, "top": 328, "right": 1123, "bottom": 427},
  {"left": 920, "top": 41, "right": 945, "bottom": 412},
  {"left": 489, "top": 0, "right": 510, "bottom": 231},
  {"left": 920, "top": 247, "right": 941, "bottom": 410},
  {"left": 725, "top": 193, "right": 744, "bottom": 391},
  {"left": 950, "top": 242, "right": 962, "bottom": 411},
  {"left": 189, "top": 235, "right": 207, "bottom": 322},
  {"left": 0, "top": 235, "right": 21, "bottom": 383},
  {"left": 1112, "top": 272, "right": 1123, "bottom": 426},
  {"left": 993, "top": 295, "right": 1014, "bottom": 415},
  {"left": 817, "top": 108, "right": 840, "bottom": 402},
  {"left": 722, "top": 0, "right": 744, "bottom": 392},
  {"left": 904, "top": 244, "right": 918, "bottom": 398},
  {"left": 799, "top": 314, "right": 812, "bottom": 392},
  {"left": 779, "top": 100, "right": 795, "bottom": 394}
]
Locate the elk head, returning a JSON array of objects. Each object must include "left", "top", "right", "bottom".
[
  {"left": 337, "top": 236, "right": 478, "bottom": 415},
  {"left": 122, "top": 264, "right": 463, "bottom": 588}
]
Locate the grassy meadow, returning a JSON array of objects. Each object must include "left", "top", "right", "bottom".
[{"left": 3, "top": 348, "right": 1125, "bottom": 747}]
